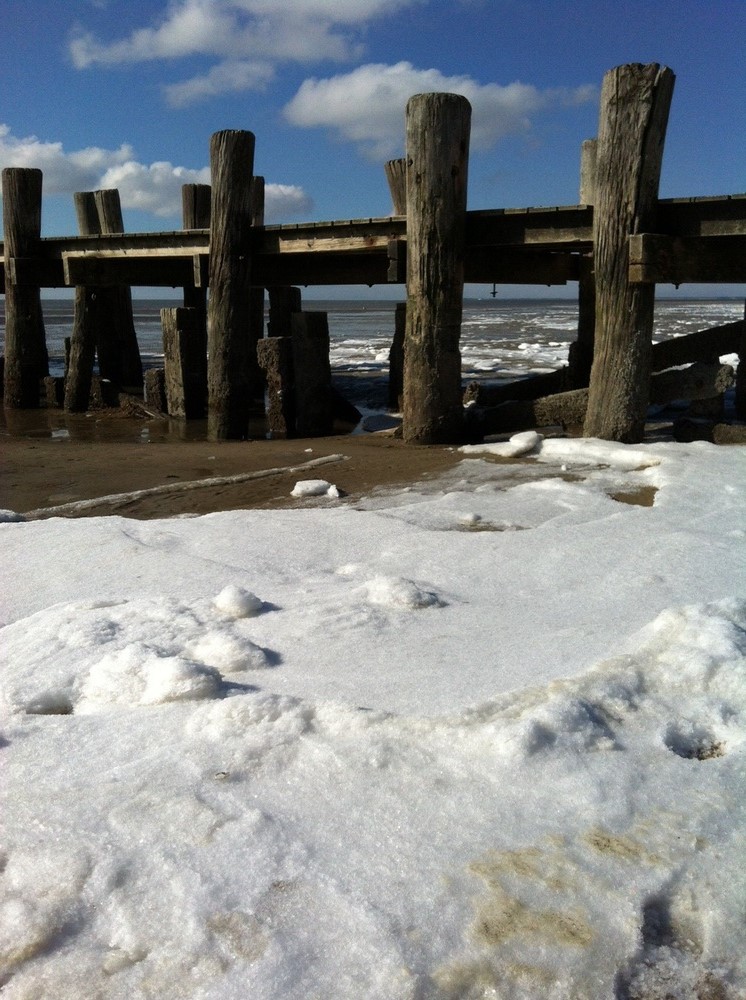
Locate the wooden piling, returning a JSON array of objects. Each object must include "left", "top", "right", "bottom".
[
  {"left": 249, "top": 175, "right": 266, "bottom": 399},
  {"left": 65, "top": 191, "right": 100, "bottom": 411},
  {"left": 161, "top": 307, "right": 207, "bottom": 418},
  {"left": 388, "top": 302, "right": 406, "bottom": 410},
  {"left": 385, "top": 157, "right": 407, "bottom": 413},
  {"left": 268, "top": 286, "right": 302, "bottom": 337},
  {"left": 181, "top": 182, "right": 210, "bottom": 342},
  {"left": 257, "top": 337, "right": 295, "bottom": 438},
  {"left": 402, "top": 93, "right": 471, "bottom": 444},
  {"left": 568, "top": 139, "right": 597, "bottom": 388},
  {"left": 207, "top": 129, "right": 256, "bottom": 439},
  {"left": 2, "top": 168, "right": 48, "bottom": 407},
  {"left": 64, "top": 286, "right": 101, "bottom": 411},
  {"left": 385, "top": 158, "right": 407, "bottom": 215},
  {"left": 736, "top": 301, "right": 746, "bottom": 421},
  {"left": 144, "top": 368, "right": 168, "bottom": 414},
  {"left": 583, "top": 64, "right": 675, "bottom": 442},
  {"left": 291, "top": 311, "right": 333, "bottom": 437},
  {"left": 93, "top": 189, "right": 143, "bottom": 389}
]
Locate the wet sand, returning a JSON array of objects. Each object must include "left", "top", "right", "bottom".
[{"left": 1, "top": 410, "right": 464, "bottom": 520}]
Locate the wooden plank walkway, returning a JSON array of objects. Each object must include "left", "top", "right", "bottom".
[{"left": 2, "top": 195, "right": 744, "bottom": 292}]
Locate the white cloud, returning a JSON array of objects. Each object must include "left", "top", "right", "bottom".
[
  {"left": 98, "top": 160, "right": 212, "bottom": 216},
  {"left": 164, "top": 59, "right": 275, "bottom": 108},
  {"left": 264, "top": 183, "right": 313, "bottom": 222},
  {"left": 0, "top": 124, "right": 134, "bottom": 194},
  {"left": 0, "top": 125, "right": 311, "bottom": 223},
  {"left": 284, "top": 62, "right": 597, "bottom": 159},
  {"left": 69, "top": 0, "right": 422, "bottom": 104}
]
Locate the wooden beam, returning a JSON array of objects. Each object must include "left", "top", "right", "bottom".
[
  {"left": 464, "top": 248, "right": 579, "bottom": 284},
  {"left": 466, "top": 205, "right": 593, "bottom": 249},
  {"left": 2, "top": 195, "right": 745, "bottom": 292},
  {"left": 254, "top": 251, "right": 395, "bottom": 286},
  {"left": 63, "top": 254, "right": 195, "bottom": 287},
  {"left": 6, "top": 256, "right": 65, "bottom": 287},
  {"left": 657, "top": 194, "right": 746, "bottom": 237},
  {"left": 629, "top": 233, "right": 746, "bottom": 283}
]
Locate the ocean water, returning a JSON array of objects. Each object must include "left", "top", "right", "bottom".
[{"left": 1, "top": 296, "right": 742, "bottom": 382}]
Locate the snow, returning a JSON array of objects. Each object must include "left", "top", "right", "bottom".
[
  {"left": 291, "top": 478, "right": 341, "bottom": 498},
  {"left": 1, "top": 436, "right": 745, "bottom": 999}
]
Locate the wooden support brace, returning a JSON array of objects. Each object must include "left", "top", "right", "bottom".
[
  {"left": 387, "top": 240, "right": 406, "bottom": 282},
  {"left": 629, "top": 234, "right": 746, "bottom": 284},
  {"left": 6, "top": 257, "right": 65, "bottom": 287}
]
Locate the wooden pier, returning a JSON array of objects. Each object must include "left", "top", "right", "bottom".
[{"left": 1, "top": 63, "right": 745, "bottom": 443}]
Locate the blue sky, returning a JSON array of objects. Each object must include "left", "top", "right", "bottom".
[{"left": 1, "top": 0, "right": 744, "bottom": 298}]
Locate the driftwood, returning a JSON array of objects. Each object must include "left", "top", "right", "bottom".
[
  {"left": 468, "top": 362, "right": 735, "bottom": 438},
  {"left": 651, "top": 319, "right": 744, "bottom": 370},
  {"left": 674, "top": 419, "right": 746, "bottom": 445},
  {"left": 463, "top": 369, "right": 570, "bottom": 407},
  {"left": 464, "top": 318, "right": 743, "bottom": 411}
]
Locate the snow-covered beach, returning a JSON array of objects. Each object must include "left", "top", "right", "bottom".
[{"left": 2, "top": 422, "right": 745, "bottom": 997}]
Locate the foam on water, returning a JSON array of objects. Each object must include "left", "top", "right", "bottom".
[{"left": 1, "top": 296, "right": 742, "bottom": 381}]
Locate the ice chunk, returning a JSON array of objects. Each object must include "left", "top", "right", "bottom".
[{"left": 291, "top": 479, "right": 340, "bottom": 498}]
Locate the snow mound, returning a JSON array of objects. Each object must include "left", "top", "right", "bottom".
[
  {"left": 78, "top": 646, "right": 221, "bottom": 711},
  {"left": 1, "top": 595, "right": 276, "bottom": 716},
  {"left": 291, "top": 479, "right": 340, "bottom": 498},
  {"left": 461, "top": 429, "right": 542, "bottom": 458},
  {"left": 363, "top": 575, "right": 444, "bottom": 609},
  {"left": 213, "top": 585, "right": 264, "bottom": 619}
]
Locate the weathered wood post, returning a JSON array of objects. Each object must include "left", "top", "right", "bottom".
[
  {"left": 161, "top": 307, "right": 207, "bottom": 418},
  {"left": 388, "top": 302, "right": 406, "bottom": 410},
  {"left": 181, "top": 182, "right": 210, "bottom": 338},
  {"left": 249, "top": 175, "right": 266, "bottom": 400},
  {"left": 207, "top": 129, "right": 256, "bottom": 439},
  {"left": 2, "top": 168, "right": 48, "bottom": 406},
  {"left": 64, "top": 288, "right": 101, "bottom": 411},
  {"left": 385, "top": 160, "right": 407, "bottom": 411},
  {"left": 268, "top": 286, "right": 302, "bottom": 337},
  {"left": 583, "top": 64, "right": 675, "bottom": 442},
  {"left": 291, "top": 311, "right": 333, "bottom": 437},
  {"left": 568, "top": 139, "right": 597, "bottom": 388},
  {"left": 93, "top": 189, "right": 143, "bottom": 389},
  {"left": 257, "top": 337, "right": 295, "bottom": 438},
  {"left": 384, "top": 158, "right": 407, "bottom": 215},
  {"left": 736, "top": 301, "right": 746, "bottom": 421},
  {"left": 402, "top": 93, "right": 471, "bottom": 443},
  {"left": 65, "top": 191, "right": 100, "bottom": 411}
]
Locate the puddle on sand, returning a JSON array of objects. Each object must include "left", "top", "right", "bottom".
[{"left": 610, "top": 486, "right": 658, "bottom": 507}]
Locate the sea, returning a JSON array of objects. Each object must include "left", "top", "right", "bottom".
[{"left": 1, "top": 296, "right": 742, "bottom": 383}]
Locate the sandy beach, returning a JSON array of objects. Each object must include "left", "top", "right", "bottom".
[{"left": 0, "top": 412, "right": 464, "bottom": 519}]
